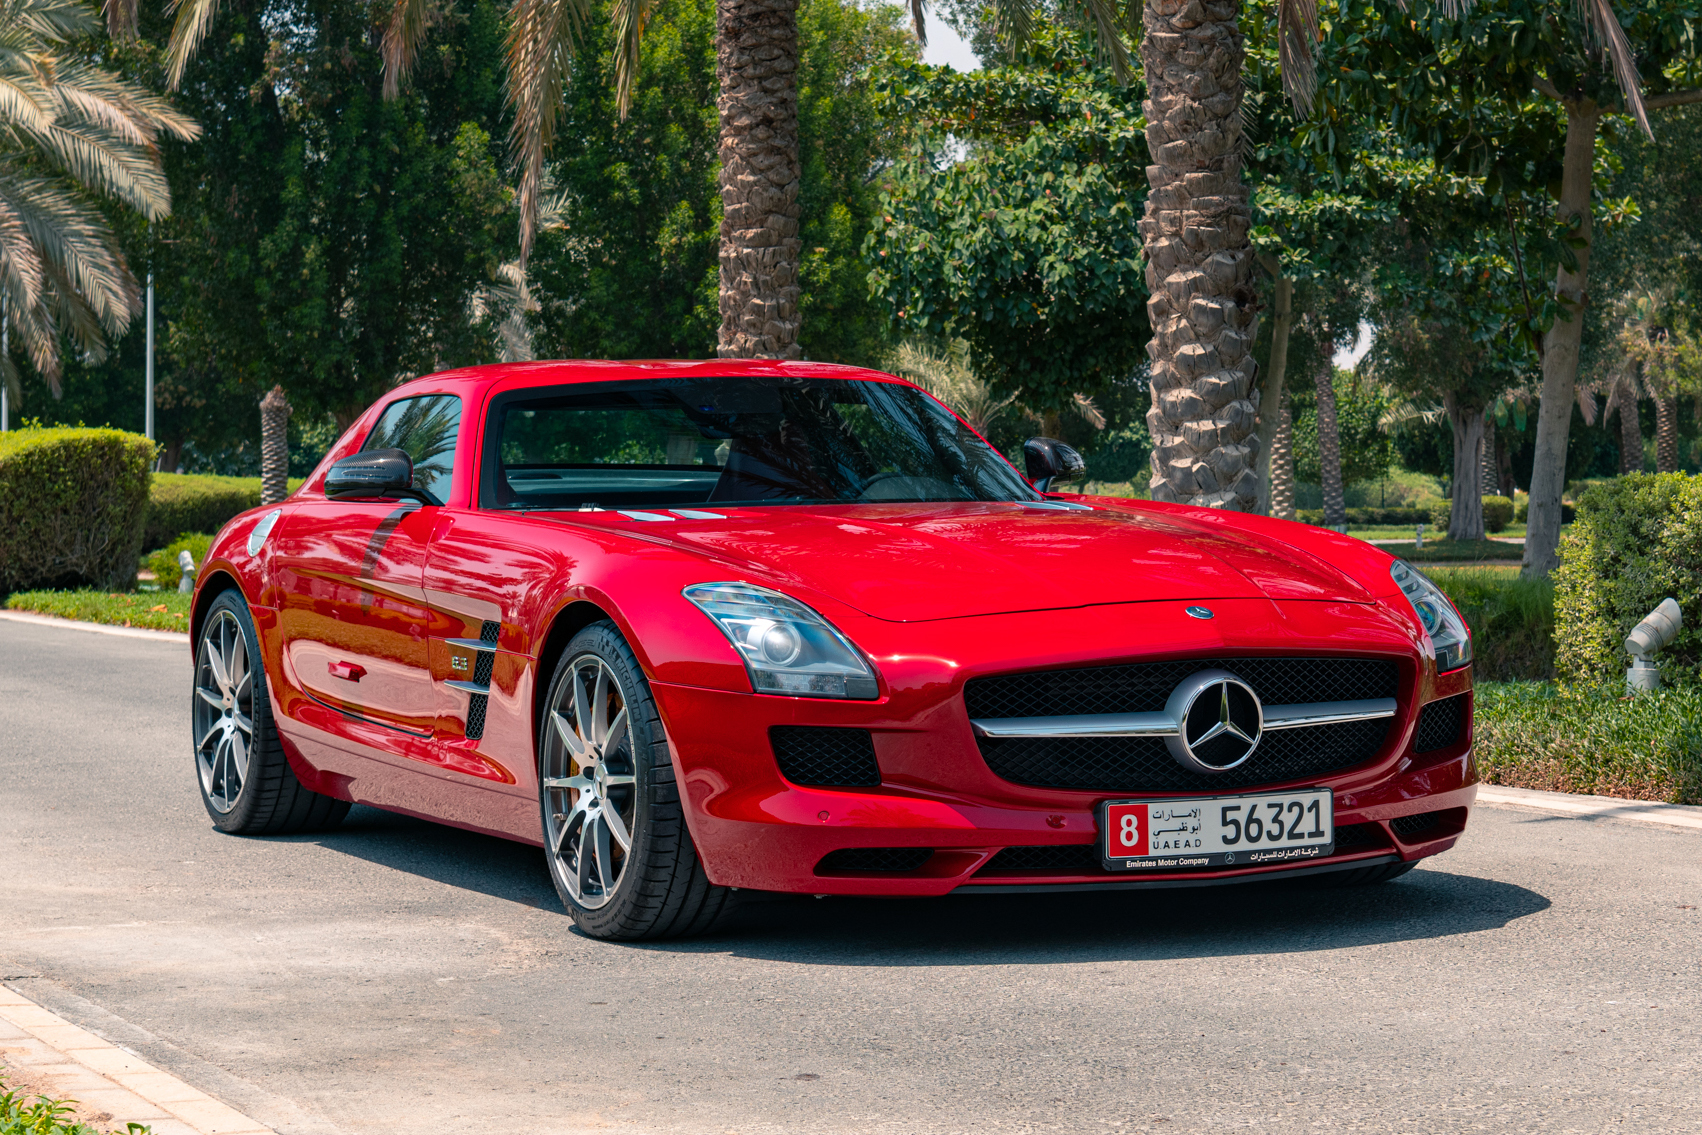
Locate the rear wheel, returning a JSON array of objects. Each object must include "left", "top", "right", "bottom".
[
  {"left": 539, "top": 622, "right": 737, "bottom": 940},
  {"left": 193, "top": 590, "right": 350, "bottom": 834}
]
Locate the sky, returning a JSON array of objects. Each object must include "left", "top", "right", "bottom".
[{"left": 920, "top": 19, "right": 981, "bottom": 71}]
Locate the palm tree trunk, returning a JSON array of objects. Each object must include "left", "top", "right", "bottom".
[
  {"left": 1253, "top": 263, "right": 1292, "bottom": 516},
  {"left": 1314, "top": 364, "right": 1345, "bottom": 529},
  {"left": 259, "top": 384, "right": 292, "bottom": 505},
  {"left": 1522, "top": 100, "right": 1601, "bottom": 577},
  {"left": 1655, "top": 394, "right": 1678, "bottom": 472},
  {"left": 1480, "top": 416, "right": 1499, "bottom": 496},
  {"left": 1139, "top": 0, "right": 1259, "bottom": 511},
  {"left": 715, "top": 0, "right": 801, "bottom": 360},
  {"left": 1445, "top": 390, "right": 1486, "bottom": 542},
  {"left": 1268, "top": 397, "right": 1294, "bottom": 520},
  {"left": 1618, "top": 378, "right": 1642, "bottom": 474}
]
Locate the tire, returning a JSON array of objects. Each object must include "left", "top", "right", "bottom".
[
  {"left": 538, "top": 621, "right": 738, "bottom": 940},
  {"left": 1314, "top": 860, "right": 1418, "bottom": 888},
  {"left": 192, "top": 589, "right": 351, "bottom": 835}
]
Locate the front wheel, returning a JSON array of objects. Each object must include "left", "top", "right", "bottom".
[
  {"left": 192, "top": 590, "right": 350, "bottom": 834},
  {"left": 539, "top": 622, "right": 737, "bottom": 940}
]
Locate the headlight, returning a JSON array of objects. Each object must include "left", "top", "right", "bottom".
[
  {"left": 1390, "top": 560, "right": 1472, "bottom": 672},
  {"left": 683, "top": 582, "right": 880, "bottom": 699}
]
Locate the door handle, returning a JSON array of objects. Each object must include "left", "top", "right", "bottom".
[{"left": 328, "top": 660, "right": 366, "bottom": 682}]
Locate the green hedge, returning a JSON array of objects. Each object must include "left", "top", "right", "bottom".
[
  {"left": 144, "top": 473, "right": 303, "bottom": 550},
  {"left": 1481, "top": 494, "right": 1513, "bottom": 533},
  {"left": 145, "top": 532, "right": 216, "bottom": 590},
  {"left": 1554, "top": 473, "right": 1702, "bottom": 688},
  {"left": 1296, "top": 507, "right": 1432, "bottom": 526},
  {"left": 1425, "top": 568, "right": 1554, "bottom": 681},
  {"left": 1514, "top": 495, "right": 1575, "bottom": 524},
  {"left": 0, "top": 427, "right": 154, "bottom": 592}
]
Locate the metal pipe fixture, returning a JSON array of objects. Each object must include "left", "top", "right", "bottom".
[{"left": 1626, "top": 597, "right": 1682, "bottom": 692}]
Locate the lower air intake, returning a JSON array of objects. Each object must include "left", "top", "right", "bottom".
[
  {"left": 1413, "top": 694, "right": 1467, "bottom": 753},
  {"left": 816, "top": 847, "right": 933, "bottom": 873},
  {"left": 1390, "top": 810, "right": 1446, "bottom": 838},
  {"left": 983, "top": 844, "right": 1102, "bottom": 872},
  {"left": 770, "top": 726, "right": 881, "bottom": 787}
]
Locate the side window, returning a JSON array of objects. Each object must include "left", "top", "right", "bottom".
[{"left": 363, "top": 395, "right": 462, "bottom": 505}]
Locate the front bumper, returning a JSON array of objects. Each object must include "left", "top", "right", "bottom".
[{"left": 650, "top": 659, "right": 1476, "bottom": 897}]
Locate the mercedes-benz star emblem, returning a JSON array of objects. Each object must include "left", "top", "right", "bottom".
[
  {"left": 1185, "top": 605, "right": 1214, "bottom": 620},
  {"left": 1163, "top": 668, "right": 1263, "bottom": 773}
]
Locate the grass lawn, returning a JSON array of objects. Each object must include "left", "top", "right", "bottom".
[
  {"left": 1476, "top": 680, "right": 1702, "bottom": 804},
  {"left": 5, "top": 588, "right": 191, "bottom": 631},
  {"left": 1362, "top": 539, "right": 1524, "bottom": 563},
  {"left": 1343, "top": 523, "right": 1527, "bottom": 542}
]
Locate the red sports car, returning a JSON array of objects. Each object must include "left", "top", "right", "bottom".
[{"left": 189, "top": 360, "right": 1476, "bottom": 939}]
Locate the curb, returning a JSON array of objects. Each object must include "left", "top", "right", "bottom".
[
  {"left": 0, "top": 609, "right": 187, "bottom": 642},
  {"left": 1476, "top": 784, "right": 1702, "bottom": 832},
  {"left": 0, "top": 985, "right": 272, "bottom": 1135}
]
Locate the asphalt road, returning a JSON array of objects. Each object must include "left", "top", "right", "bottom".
[{"left": 2, "top": 616, "right": 1700, "bottom": 1135}]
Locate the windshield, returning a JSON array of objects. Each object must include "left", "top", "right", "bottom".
[{"left": 480, "top": 376, "right": 1038, "bottom": 510}]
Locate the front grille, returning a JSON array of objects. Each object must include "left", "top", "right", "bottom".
[
  {"left": 771, "top": 727, "right": 881, "bottom": 787},
  {"left": 1333, "top": 822, "right": 1388, "bottom": 849},
  {"left": 816, "top": 847, "right": 933, "bottom": 873},
  {"left": 977, "top": 717, "right": 1391, "bottom": 794},
  {"left": 984, "top": 844, "right": 1102, "bottom": 872},
  {"left": 965, "top": 657, "right": 1398, "bottom": 719},
  {"left": 1390, "top": 810, "right": 1445, "bottom": 838},
  {"left": 1413, "top": 694, "right": 1467, "bottom": 753},
  {"left": 966, "top": 657, "right": 1399, "bottom": 795}
]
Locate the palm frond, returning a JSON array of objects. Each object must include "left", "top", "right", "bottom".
[
  {"left": 381, "top": 0, "right": 433, "bottom": 99},
  {"left": 609, "top": 0, "right": 657, "bottom": 117},
  {"left": 987, "top": 0, "right": 1036, "bottom": 65},
  {"left": 101, "top": 0, "right": 135, "bottom": 37},
  {"left": 50, "top": 60, "right": 201, "bottom": 141},
  {"left": 1077, "top": 0, "right": 1133, "bottom": 84},
  {"left": 506, "top": 0, "right": 593, "bottom": 263},
  {"left": 0, "top": 164, "right": 140, "bottom": 328},
  {"left": 1577, "top": 0, "right": 1650, "bottom": 136},
  {"left": 163, "top": 0, "right": 223, "bottom": 89},
  {"left": 1275, "top": 0, "right": 1319, "bottom": 116},
  {"left": 909, "top": 0, "right": 926, "bottom": 48}
]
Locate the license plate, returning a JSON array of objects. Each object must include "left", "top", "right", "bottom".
[{"left": 1100, "top": 789, "right": 1334, "bottom": 871}]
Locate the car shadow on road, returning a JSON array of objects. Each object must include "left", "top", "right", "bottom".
[
  {"left": 277, "top": 805, "right": 561, "bottom": 908},
  {"left": 653, "top": 867, "right": 1551, "bottom": 965}
]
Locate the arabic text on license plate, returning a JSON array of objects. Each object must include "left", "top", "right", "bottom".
[{"left": 1100, "top": 789, "right": 1334, "bottom": 871}]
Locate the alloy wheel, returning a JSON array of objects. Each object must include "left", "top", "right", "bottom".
[
  {"left": 194, "top": 608, "right": 254, "bottom": 813},
  {"left": 542, "top": 654, "right": 638, "bottom": 908}
]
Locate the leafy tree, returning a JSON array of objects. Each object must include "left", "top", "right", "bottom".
[
  {"left": 1289, "top": 367, "right": 1393, "bottom": 486},
  {"left": 866, "top": 28, "right": 1150, "bottom": 423},
  {"left": 1313, "top": 0, "right": 1702, "bottom": 574}
]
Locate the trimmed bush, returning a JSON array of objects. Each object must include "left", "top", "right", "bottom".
[
  {"left": 1425, "top": 568, "right": 1554, "bottom": 681},
  {"left": 1553, "top": 472, "right": 1702, "bottom": 688},
  {"left": 145, "top": 532, "right": 216, "bottom": 591},
  {"left": 1481, "top": 494, "right": 1513, "bottom": 533},
  {"left": 0, "top": 427, "right": 154, "bottom": 592},
  {"left": 1295, "top": 507, "right": 1432, "bottom": 526},
  {"left": 144, "top": 473, "right": 304, "bottom": 549}
]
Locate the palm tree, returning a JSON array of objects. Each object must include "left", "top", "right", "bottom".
[{"left": 0, "top": 0, "right": 197, "bottom": 405}]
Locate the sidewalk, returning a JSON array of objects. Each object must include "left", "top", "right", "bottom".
[{"left": 1476, "top": 783, "right": 1702, "bottom": 832}]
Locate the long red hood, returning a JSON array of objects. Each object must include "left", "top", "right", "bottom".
[{"left": 553, "top": 501, "right": 1374, "bottom": 622}]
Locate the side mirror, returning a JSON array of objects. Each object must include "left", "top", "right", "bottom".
[
  {"left": 325, "top": 448, "right": 430, "bottom": 503},
  {"left": 1024, "top": 437, "right": 1086, "bottom": 493}
]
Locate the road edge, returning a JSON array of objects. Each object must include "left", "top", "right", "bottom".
[
  {"left": 0, "top": 609, "right": 188, "bottom": 641},
  {"left": 1476, "top": 784, "right": 1702, "bottom": 831},
  {"left": 0, "top": 983, "right": 273, "bottom": 1135}
]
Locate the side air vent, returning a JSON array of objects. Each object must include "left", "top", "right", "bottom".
[
  {"left": 462, "top": 621, "right": 501, "bottom": 741},
  {"left": 1413, "top": 694, "right": 1467, "bottom": 754},
  {"left": 816, "top": 847, "right": 933, "bottom": 873},
  {"left": 770, "top": 726, "right": 881, "bottom": 787}
]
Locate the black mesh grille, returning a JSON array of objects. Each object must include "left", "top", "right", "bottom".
[
  {"left": 816, "top": 847, "right": 933, "bottom": 873},
  {"left": 771, "top": 727, "right": 881, "bottom": 787},
  {"left": 1333, "top": 822, "right": 1388, "bottom": 849},
  {"left": 1390, "top": 810, "right": 1445, "bottom": 838},
  {"left": 977, "top": 717, "right": 1391, "bottom": 794},
  {"left": 984, "top": 844, "right": 1102, "bottom": 872},
  {"left": 472, "top": 650, "right": 495, "bottom": 685},
  {"left": 965, "top": 657, "right": 1398, "bottom": 719},
  {"left": 466, "top": 694, "right": 489, "bottom": 740},
  {"left": 479, "top": 620, "right": 500, "bottom": 644},
  {"left": 1413, "top": 694, "right": 1467, "bottom": 754}
]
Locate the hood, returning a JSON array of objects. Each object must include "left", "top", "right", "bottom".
[{"left": 561, "top": 502, "right": 1375, "bottom": 622}]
